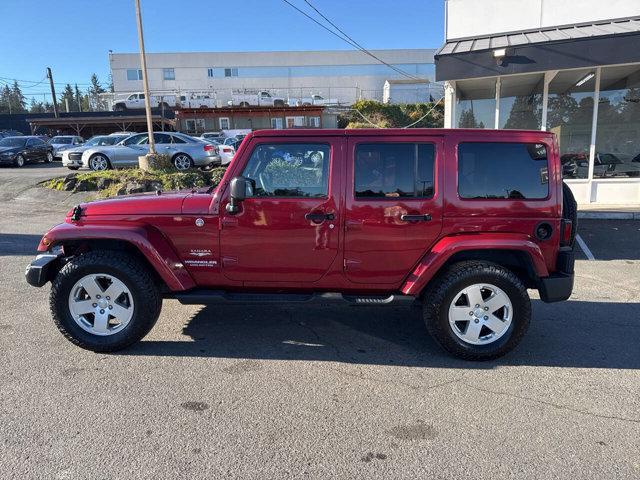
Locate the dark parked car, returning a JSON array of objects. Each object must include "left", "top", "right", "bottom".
[
  {"left": 0, "top": 130, "right": 24, "bottom": 139},
  {"left": 0, "top": 136, "right": 54, "bottom": 167}
]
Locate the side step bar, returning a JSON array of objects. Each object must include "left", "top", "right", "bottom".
[{"left": 169, "top": 289, "right": 417, "bottom": 306}]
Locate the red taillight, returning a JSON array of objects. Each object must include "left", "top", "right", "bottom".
[
  {"left": 222, "top": 147, "right": 233, "bottom": 153},
  {"left": 561, "top": 220, "right": 573, "bottom": 245},
  {"left": 204, "top": 144, "right": 216, "bottom": 153}
]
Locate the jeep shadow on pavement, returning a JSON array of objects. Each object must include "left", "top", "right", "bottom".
[{"left": 26, "top": 128, "right": 578, "bottom": 361}]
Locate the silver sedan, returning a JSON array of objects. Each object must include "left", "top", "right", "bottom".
[{"left": 81, "top": 132, "right": 221, "bottom": 171}]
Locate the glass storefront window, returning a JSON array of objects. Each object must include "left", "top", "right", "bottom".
[
  {"left": 547, "top": 69, "right": 596, "bottom": 179},
  {"left": 456, "top": 78, "right": 496, "bottom": 129},
  {"left": 595, "top": 65, "right": 640, "bottom": 178},
  {"left": 499, "top": 74, "right": 544, "bottom": 129}
]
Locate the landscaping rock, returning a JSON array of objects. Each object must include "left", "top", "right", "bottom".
[
  {"left": 125, "top": 182, "right": 145, "bottom": 194},
  {"left": 59, "top": 173, "right": 78, "bottom": 191},
  {"left": 96, "top": 177, "right": 115, "bottom": 189},
  {"left": 74, "top": 178, "right": 97, "bottom": 192}
]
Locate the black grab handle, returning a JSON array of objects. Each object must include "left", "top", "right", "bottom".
[{"left": 400, "top": 214, "right": 432, "bottom": 222}]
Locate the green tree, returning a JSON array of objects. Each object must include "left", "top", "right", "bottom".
[
  {"left": 503, "top": 94, "right": 543, "bottom": 129},
  {"left": 0, "top": 85, "right": 11, "bottom": 113},
  {"left": 60, "top": 83, "right": 77, "bottom": 111},
  {"left": 29, "top": 98, "right": 46, "bottom": 113},
  {"left": 458, "top": 108, "right": 481, "bottom": 128},
  {"left": 88, "top": 73, "right": 107, "bottom": 110},
  {"left": 10, "top": 80, "right": 27, "bottom": 113}
]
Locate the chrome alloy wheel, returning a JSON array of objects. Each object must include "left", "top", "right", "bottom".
[
  {"left": 68, "top": 274, "right": 134, "bottom": 336},
  {"left": 46, "top": 152, "right": 54, "bottom": 163},
  {"left": 448, "top": 283, "right": 512, "bottom": 345},
  {"left": 173, "top": 154, "right": 192, "bottom": 171},
  {"left": 89, "top": 155, "right": 109, "bottom": 171}
]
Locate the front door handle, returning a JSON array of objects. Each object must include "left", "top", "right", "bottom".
[
  {"left": 305, "top": 212, "right": 334, "bottom": 224},
  {"left": 400, "top": 214, "right": 432, "bottom": 222}
]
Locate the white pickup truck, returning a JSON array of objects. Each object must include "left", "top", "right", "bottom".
[
  {"left": 230, "top": 90, "right": 286, "bottom": 107},
  {"left": 113, "top": 93, "right": 176, "bottom": 111},
  {"left": 287, "top": 94, "right": 339, "bottom": 107},
  {"left": 178, "top": 94, "right": 216, "bottom": 108}
]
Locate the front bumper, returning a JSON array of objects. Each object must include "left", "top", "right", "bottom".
[
  {"left": 538, "top": 247, "right": 575, "bottom": 303},
  {"left": 25, "top": 253, "right": 62, "bottom": 287}
]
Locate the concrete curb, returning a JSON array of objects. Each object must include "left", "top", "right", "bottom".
[{"left": 578, "top": 211, "right": 640, "bottom": 220}]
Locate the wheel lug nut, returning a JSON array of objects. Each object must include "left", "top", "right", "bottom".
[
  {"left": 100, "top": 309, "right": 105, "bottom": 314},
  {"left": 484, "top": 316, "right": 488, "bottom": 320},
  {"left": 484, "top": 306, "right": 489, "bottom": 311},
  {"left": 108, "top": 306, "right": 113, "bottom": 310},
  {"left": 474, "top": 319, "right": 479, "bottom": 323},
  {"left": 469, "top": 311, "right": 474, "bottom": 316},
  {"left": 96, "top": 295, "right": 101, "bottom": 299},
  {"left": 106, "top": 296, "right": 110, "bottom": 300},
  {"left": 475, "top": 304, "right": 480, "bottom": 308},
  {"left": 92, "top": 303, "right": 97, "bottom": 307}
]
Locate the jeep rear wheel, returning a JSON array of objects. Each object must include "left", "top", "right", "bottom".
[
  {"left": 50, "top": 250, "right": 162, "bottom": 352},
  {"left": 423, "top": 261, "right": 530, "bottom": 361}
]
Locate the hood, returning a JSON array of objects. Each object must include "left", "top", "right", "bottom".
[{"left": 75, "top": 191, "right": 192, "bottom": 217}]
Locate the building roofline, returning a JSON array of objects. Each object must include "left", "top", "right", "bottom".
[{"left": 443, "top": 15, "right": 640, "bottom": 43}]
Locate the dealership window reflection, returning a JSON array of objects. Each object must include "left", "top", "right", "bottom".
[
  {"left": 499, "top": 74, "right": 543, "bottom": 130},
  {"left": 456, "top": 78, "right": 495, "bottom": 129},
  {"left": 595, "top": 65, "right": 640, "bottom": 178},
  {"left": 547, "top": 69, "right": 595, "bottom": 179}
]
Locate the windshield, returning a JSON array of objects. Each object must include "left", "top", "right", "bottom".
[
  {"left": 0, "top": 137, "right": 26, "bottom": 147},
  {"left": 50, "top": 137, "right": 72, "bottom": 144},
  {"left": 86, "top": 135, "right": 126, "bottom": 146}
]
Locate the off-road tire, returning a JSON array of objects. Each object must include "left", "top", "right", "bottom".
[
  {"left": 423, "top": 261, "right": 531, "bottom": 361},
  {"left": 562, "top": 181, "right": 578, "bottom": 246},
  {"left": 50, "top": 250, "right": 162, "bottom": 352}
]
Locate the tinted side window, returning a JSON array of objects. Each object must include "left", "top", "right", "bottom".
[
  {"left": 27, "top": 138, "right": 44, "bottom": 146},
  {"left": 123, "top": 134, "right": 147, "bottom": 146},
  {"left": 171, "top": 135, "right": 187, "bottom": 144},
  {"left": 458, "top": 142, "right": 548, "bottom": 200},
  {"left": 153, "top": 133, "right": 172, "bottom": 144},
  {"left": 241, "top": 143, "right": 330, "bottom": 198},
  {"left": 355, "top": 143, "right": 435, "bottom": 198}
]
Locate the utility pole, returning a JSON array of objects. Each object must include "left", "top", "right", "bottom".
[
  {"left": 134, "top": 0, "right": 155, "bottom": 154},
  {"left": 46, "top": 67, "right": 59, "bottom": 118}
]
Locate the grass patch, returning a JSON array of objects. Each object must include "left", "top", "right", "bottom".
[{"left": 41, "top": 167, "right": 228, "bottom": 198}]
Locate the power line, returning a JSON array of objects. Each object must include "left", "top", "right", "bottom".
[
  {"left": 300, "top": 0, "right": 422, "bottom": 81},
  {"left": 0, "top": 75, "right": 92, "bottom": 87},
  {"left": 280, "top": 0, "right": 421, "bottom": 81}
]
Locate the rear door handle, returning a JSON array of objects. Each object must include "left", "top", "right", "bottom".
[
  {"left": 305, "top": 212, "right": 334, "bottom": 223},
  {"left": 400, "top": 214, "right": 432, "bottom": 222}
]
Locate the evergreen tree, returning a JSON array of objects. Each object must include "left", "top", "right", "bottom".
[
  {"left": 0, "top": 85, "right": 11, "bottom": 114},
  {"left": 60, "top": 83, "right": 77, "bottom": 111},
  {"left": 29, "top": 98, "right": 46, "bottom": 113},
  {"left": 503, "top": 94, "right": 542, "bottom": 130},
  {"left": 10, "top": 80, "right": 27, "bottom": 113},
  {"left": 74, "top": 84, "right": 84, "bottom": 112},
  {"left": 458, "top": 108, "right": 481, "bottom": 128},
  {"left": 88, "top": 73, "right": 107, "bottom": 110}
]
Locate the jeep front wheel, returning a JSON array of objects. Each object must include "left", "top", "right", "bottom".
[
  {"left": 423, "top": 261, "right": 530, "bottom": 361},
  {"left": 50, "top": 250, "right": 162, "bottom": 352}
]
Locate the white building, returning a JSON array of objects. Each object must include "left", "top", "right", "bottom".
[
  {"left": 383, "top": 79, "right": 443, "bottom": 104},
  {"left": 109, "top": 49, "right": 436, "bottom": 106},
  {"left": 436, "top": 0, "right": 640, "bottom": 207}
]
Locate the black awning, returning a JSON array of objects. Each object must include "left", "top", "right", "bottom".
[{"left": 435, "top": 17, "right": 640, "bottom": 81}]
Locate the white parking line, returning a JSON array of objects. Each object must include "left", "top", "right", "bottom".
[{"left": 576, "top": 234, "right": 595, "bottom": 261}]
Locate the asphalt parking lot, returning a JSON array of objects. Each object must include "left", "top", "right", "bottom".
[{"left": 0, "top": 163, "right": 638, "bottom": 479}]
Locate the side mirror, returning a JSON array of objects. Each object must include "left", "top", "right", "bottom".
[{"left": 226, "top": 176, "right": 252, "bottom": 214}]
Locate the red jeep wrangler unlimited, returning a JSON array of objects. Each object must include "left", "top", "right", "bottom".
[{"left": 26, "top": 129, "right": 576, "bottom": 360}]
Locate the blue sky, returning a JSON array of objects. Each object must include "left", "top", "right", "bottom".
[{"left": 0, "top": 0, "right": 444, "bottom": 101}]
